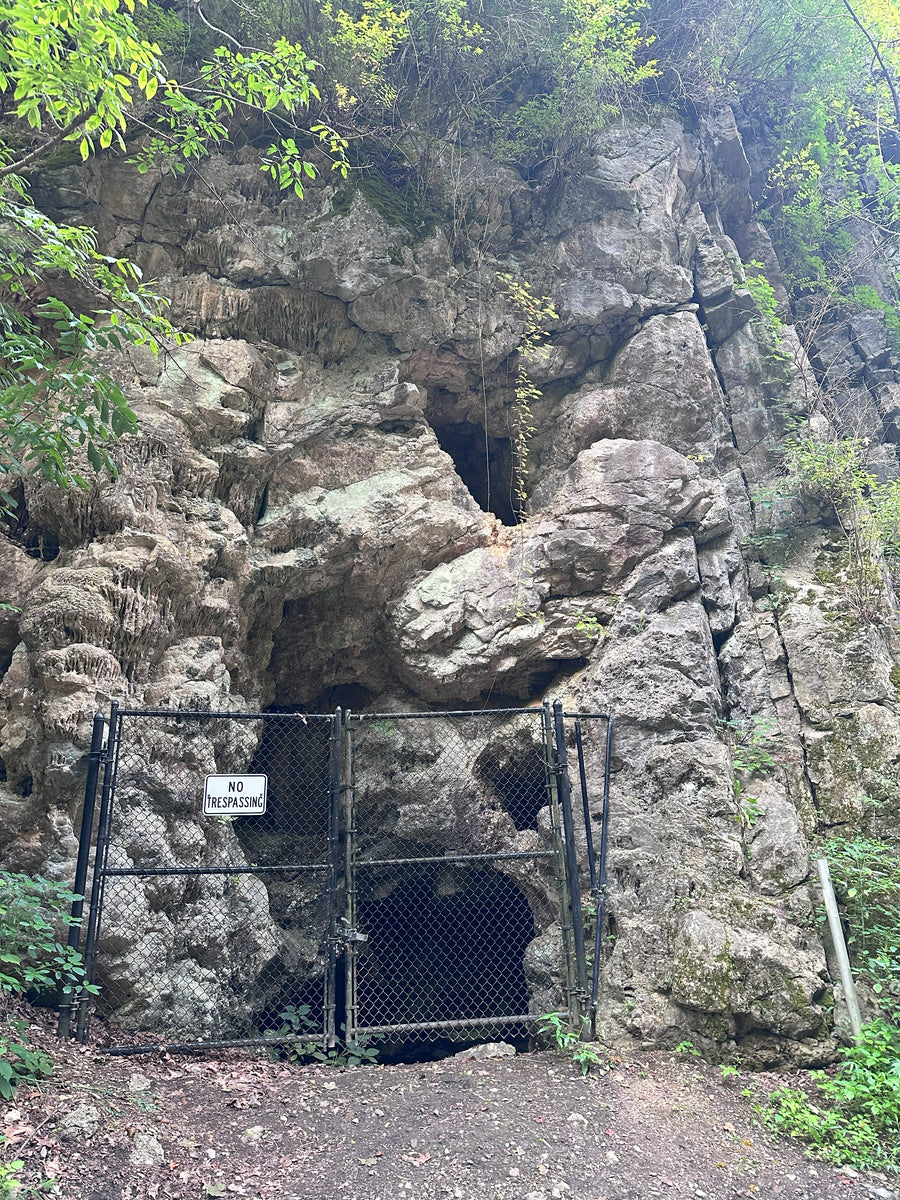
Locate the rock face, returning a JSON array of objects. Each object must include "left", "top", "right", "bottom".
[{"left": 4, "top": 105, "right": 900, "bottom": 1064}]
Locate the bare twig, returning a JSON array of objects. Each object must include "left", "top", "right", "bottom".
[{"left": 193, "top": 2, "right": 263, "bottom": 53}]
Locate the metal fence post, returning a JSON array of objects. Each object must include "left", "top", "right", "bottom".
[
  {"left": 552, "top": 700, "right": 589, "bottom": 1031},
  {"left": 57, "top": 711, "right": 105, "bottom": 1040},
  {"left": 324, "top": 707, "right": 342, "bottom": 1049},
  {"left": 344, "top": 714, "right": 359, "bottom": 1048},
  {"left": 76, "top": 702, "right": 119, "bottom": 1042},
  {"left": 574, "top": 720, "right": 597, "bottom": 891},
  {"left": 590, "top": 716, "right": 613, "bottom": 1014},
  {"left": 542, "top": 702, "right": 578, "bottom": 1029}
]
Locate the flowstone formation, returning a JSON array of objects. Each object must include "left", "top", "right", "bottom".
[{"left": 3, "top": 104, "right": 900, "bottom": 1064}]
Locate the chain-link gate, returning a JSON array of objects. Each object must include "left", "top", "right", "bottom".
[{"left": 60, "top": 701, "right": 611, "bottom": 1055}]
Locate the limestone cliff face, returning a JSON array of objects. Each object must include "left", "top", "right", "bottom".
[{"left": 3, "top": 105, "right": 900, "bottom": 1064}]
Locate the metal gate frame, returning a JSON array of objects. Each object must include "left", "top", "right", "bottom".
[
  {"left": 59, "top": 700, "right": 612, "bottom": 1053},
  {"left": 58, "top": 703, "right": 343, "bottom": 1052}
]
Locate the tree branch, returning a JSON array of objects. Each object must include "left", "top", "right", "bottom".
[
  {"left": 193, "top": 2, "right": 262, "bottom": 53},
  {"left": 841, "top": 0, "right": 900, "bottom": 131},
  {"left": 0, "top": 102, "right": 99, "bottom": 181}
]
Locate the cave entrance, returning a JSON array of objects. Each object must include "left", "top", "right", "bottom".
[
  {"left": 340, "top": 707, "right": 605, "bottom": 1052},
  {"left": 352, "top": 866, "right": 535, "bottom": 1048},
  {"left": 429, "top": 417, "right": 521, "bottom": 526},
  {"left": 67, "top": 703, "right": 612, "bottom": 1059}
]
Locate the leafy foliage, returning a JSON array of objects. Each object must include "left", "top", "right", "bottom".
[
  {"left": 0, "top": 1018, "right": 53, "bottom": 1101},
  {"left": 763, "top": 1019, "right": 900, "bottom": 1171},
  {"left": 0, "top": 0, "right": 343, "bottom": 505},
  {"left": 717, "top": 715, "right": 778, "bottom": 842},
  {"left": 0, "top": 873, "right": 94, "bottom": 1000},
  {"left": 275, "top": 1005, "right": 379, "bottom": 1067},
  {"left": 719, "top": 715, "right": 779, "bottom": 778},
  {"left": 825, "top": 835, "right": 900, "bottom": 1021},
  {"left": 742, "top": 262, "right": 790, "bottom": 361},
  {"left": 761, "top": 837, "right": 900, "bottom": 1170},
  {"left": 648, "top": 0, "right": 900, "bottom": 344},
  {"left": 538, "top": 1011, "right": 607, "bottom": 1075},
  {"left": 0, "top": 873, "right": 96, "bottom": 1104},
  {"left": 500, "top": 275, "right": 558, "bottom": 518},
  {"left": 784, "top": 434, "right": 900, "bottom": 622},
  {"left": 0, "top": 1139, "right": 54, "bottom": 1198},
  {"left": 272, "top": 0, "right": 656, "bottom": 188}
]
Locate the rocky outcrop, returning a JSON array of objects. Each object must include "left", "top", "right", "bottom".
[{"left": 4, "top": 105, "right": 900, "bottom": 1064}]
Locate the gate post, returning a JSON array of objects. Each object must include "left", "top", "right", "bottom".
[
  {"left": 552, "top": 701, "right": 590, "bottom": 1035},
  {"left": 543, "top": 704, "right": 578, "bottom": 1031},
  {"left": 324, "top": 708, "right": 342, "bottom": 1049},
  {"left": 343, "top": 713, "right": 359, "bottom": 1048},
  {"left": 574, "top": 721, "right": 597, "bottom": 892},
  {"left": 590, "top": 716, "right": 614, "bottom": 1014},
  {"left": 76, "top": 701, "right": 120, "bottom": 1042},
  {"left": 57, "top": 712, "right": 105, "bottom": 1040}
]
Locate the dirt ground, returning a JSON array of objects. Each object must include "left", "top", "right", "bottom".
[{"left": 3, "top": 1004, "right": 898, "bottom": 1200}]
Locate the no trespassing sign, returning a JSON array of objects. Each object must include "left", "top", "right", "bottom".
[{"left": 203, "top": 774, "right": 268, "bottom": 816}]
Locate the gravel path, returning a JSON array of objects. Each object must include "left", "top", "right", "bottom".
[{"left": 3, "top": 1008, "right": 898, "bottom": 1200}]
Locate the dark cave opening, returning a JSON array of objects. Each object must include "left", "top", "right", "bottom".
[
  {"left": 237, "top": 707, "right": 333, "bottom": 864},
  {"left": 252, "top": 868, "right": 538, "bottom": 1063},
  {"left": 429, "top": 418, "right": 521, "bottom": 526},
  {"left": 2, "top": 486, "right": 63, "bottom": 561},
  {"left": 305, "top": 683, "right": 375, "bottom": 713},
  {"left": 354, "top": 867, "right": 535, "bottom": 1050},
  {"left": 477, "top": 746, "right": 549, "bottom": 831}
]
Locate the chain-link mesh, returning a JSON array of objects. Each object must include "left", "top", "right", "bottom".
[
  {"left": 345, "top": 710, "right": 566, "bottom": 1044},
  {"left": 87, "top": 710, "right": 337, "bottom": 1047},
  {"left": 78, "top": 705, "right": 611, "bottom": 1054}
]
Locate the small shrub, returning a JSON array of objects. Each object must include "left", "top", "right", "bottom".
[
  {"left": 825, "top": 836, "right": 900, "bottom": 1020},
  {"left": 0, "top": 873, "right": 93, "bottom": 1000},
  {"left": 763, "top": 1019, "right": 900, "bottom": 1172},
  {"left": 718, "top": 716, "right": 779, "bottom": 854},
  {"left": 674, "top": 1039, "right": 702, "bottom": 1057},
  {"left": 744, "top": 262, "right": 791, "bottom": 362},
  {"left": 538, "top": 1011, "right": 607, "bottom": 1075},
  {"left": 783, "top": 435, "right": 900, "bottom": 624},
  {"left": 719, "top": 715, "right": 779, "bottom": 777},
  {"left": 0, "top": 1138, "right": 55, "bottom": 1197},
  {"left": 0, "top": 873, "right": 95, "bottom": 1102},
  {"left": 0, "top": 1018, "right": 53, "bottom": 1100},
  {"left": 275, "top": 1006, "right": 379, "bottom": 1067}
]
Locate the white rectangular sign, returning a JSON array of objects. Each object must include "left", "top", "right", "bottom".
[{"left": 203, "top": 774, "right": 268, "bottom": 816}]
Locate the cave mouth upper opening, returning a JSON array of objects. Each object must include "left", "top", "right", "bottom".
[{"left": 429, "top": 416, "right": 521, "bottom": 526}]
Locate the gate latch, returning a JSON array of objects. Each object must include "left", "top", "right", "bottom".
[{"left": 340, "top": 918, "right": 368, "bottom": 944}]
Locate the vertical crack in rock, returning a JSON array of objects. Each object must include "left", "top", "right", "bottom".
[{"left": 769, "top": 605, "right": 820, "bottom": 820}]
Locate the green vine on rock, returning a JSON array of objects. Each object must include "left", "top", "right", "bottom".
[
  {"left": 718, "top": 715, "right": 779, "bottom": 852},
  {"left": 743, "top": 261, "right": 791, "bottom": 364},
  {"left": 499, "top": 275, "right": 557, "bottom": 521},
  {"left": 784, "top": 433, "right": 900, "bottom": 623}
]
